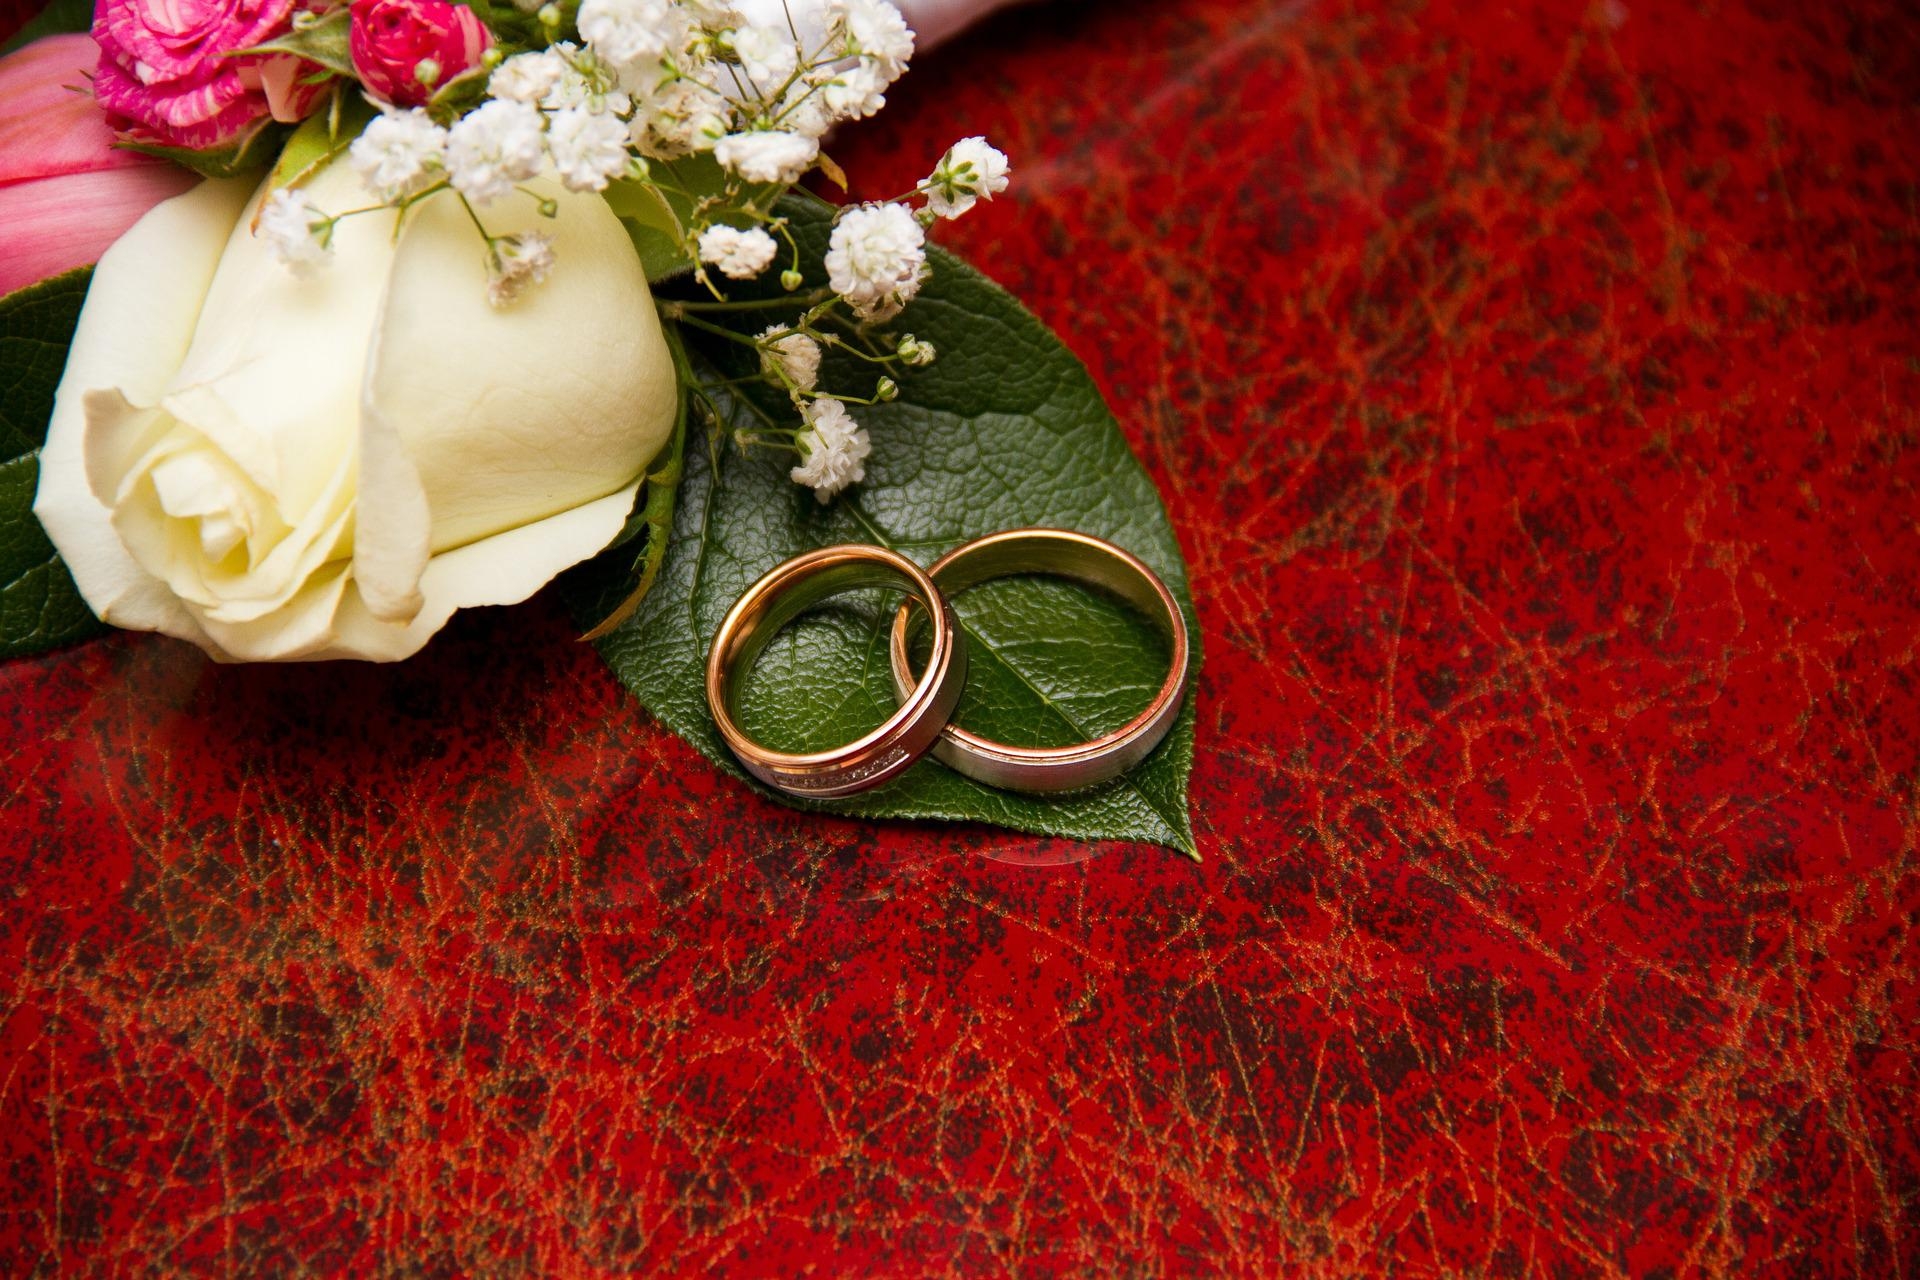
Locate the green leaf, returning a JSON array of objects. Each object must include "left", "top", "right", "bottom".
[
  {"left": 236, "top": 8, "right": 355, "bottom": 77},
  {"left": 605, "top": 154, "right": 787, "bottom": 284},
  {"left": 268, "top": 90, "right": 376, "bottom": 193},
  {"left": 1, "top": 0, "right": 92, "bottom": 55},
  {"left": 0, "top": 269, "right": 108, "bottom": 659},
  {"left": 574, "top": 198, "right": 1199, "bottom": 855},
  {"left": 119, "top": 120, "right": 283, "bottom": 179}
]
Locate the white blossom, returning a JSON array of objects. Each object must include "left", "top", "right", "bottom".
[
  {"left": 922, "top": 135, "right": 1009, "bottom": 219},
  {"left": 824, "top": 201, "right": 925, "bottom": 318},
  {"left": 257, "top": 189, "right": 331, "bottom": 276},
  {"left": 629, "top": 78, "right": 730, "bottom": 157},
  {"left": 759, "top": 324, "right": 821, "bottom": 390},
  {"left": 815, "top": 61, "right": 887, "bottom": 123},
  {"left": 488, "top": 50, "right": 566, "bottom": 103},
  {"left": 777, "top": 81, "right": 836, "bottom": 138},
  {"left": 790, "top": 398, "right": 870, "bottom": 501},
  {"left": 830, "top": 0, "right": 913, "bottom": 77},
  {"left": 578, "top": 0, "right": 676, "bottom": 69},
  {"left": 538, "top": 45, "right": 633, "bottom": 113},
  {"left": 731, "top": 22, "right": 797, "bottom": 88},
  {"left": 446, "top": 100, "right": 547, "bottom": 205},
  {"left": 546, "top": 107, "right": 631, "bottom": 191},
  {"left": 713, "top": 129, "right": 818, "bottom": 183},
  {"left": 698, "top": 224, "right": 779, "bottom": 279},
  {"left": 349, "top": 108, "right": 448, "bottom": 201},
  {"left": 487, "top": 232, "right": 556, "bottom": 308}
]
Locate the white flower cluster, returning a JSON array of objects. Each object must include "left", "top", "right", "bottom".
[
  {"left": 790, "top": 398, "right": 871, "bottom": 502},
  {"left": 253, "top": 0, "right": 1013, "bottom": 503}
]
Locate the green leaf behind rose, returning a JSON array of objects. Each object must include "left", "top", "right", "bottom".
[
  {"left": 0, "top": 269, "right": 109, "bottom": 659},
  {"left": 0, "top": 0, "right": 91, "bottom": 56},
  {"left": 571, "top": 197, "right": 1199, "bottom": 855}
]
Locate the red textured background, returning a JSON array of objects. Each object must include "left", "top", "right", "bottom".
[{"left": 5, "top": 0, "right": 1920, "bottom": 1273}]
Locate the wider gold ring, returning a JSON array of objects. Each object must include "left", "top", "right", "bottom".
[
  {"left": 889, "top": 528, "right": 1190, "bottom": 793},
  {"left": 707, "top": 544, "right": 966, "bottom": 798}
]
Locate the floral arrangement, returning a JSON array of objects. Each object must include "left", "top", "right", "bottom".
[{"left": 0, "top": 0, "right": 1200, "bottom": 852}]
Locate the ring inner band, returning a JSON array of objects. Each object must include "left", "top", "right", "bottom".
[
  {"left": 710, "top": 545, "right": 965, "bottom": 799},
  {"left": 888, "top": 530, "right": 1189, "bottom": 793},
  {"left": 718, "top": 561, "right": 933, "bottom": 721}
]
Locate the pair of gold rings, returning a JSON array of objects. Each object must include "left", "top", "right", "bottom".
[{"left": 704, "top": 529, "right": 1191, "bottom": 799}]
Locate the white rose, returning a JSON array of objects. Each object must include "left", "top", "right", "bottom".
[{"left": 33, "top": 160, "right": 676, "bottom": 662}]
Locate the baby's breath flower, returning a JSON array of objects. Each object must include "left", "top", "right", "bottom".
[
  {"left": 824, "top": 201, "right": 926, "bottom": 319},
  {"left": 698, "top": 224, "right": 779, "bottom": 279},
  {"left": 487, "top": 231, "right": 557, "bottom": 307},
  {"left": 447, "top": 100, "right": 546, "bottom": 205},
  {"left": 546, "top": 107, "right": 631, "bottom": 191},
  {"left": 922, "top": 136, "right": 1009, "bottom": 219},
  {"left": 831, "top": 0, "right": 913, "bottom": 77},
  {"left": 730, "top": 22, "right": 797, "bottom": 88},
  {"left": 577, "top": 0, "right": 676, "bottom": 68},
  {"left": 349, "top": 108, "right": 448, "bottom": 201},
  {"left": 791, "top": 397, "right": 871, "bottom": 502},
  {"left": 713, "top": 129, "right": 818, "bottom": 183},
  {"left": 896, "top": 334, "right": 934, "bottom": 365},
  {"left": 258, "top": 189, "right": 331, "bottom": 276},
  {"left": 771, "top": 79, "right": 833, "bottom": 138},
  {"left": 489, "top": 49, "right": 564, "bottom": 102},
  {"left": 629, "top": 79, "right": 730, "bottom": 157},
  {"left": 539, "top": 44, "right": 633, "bottom": 112},
  {"left": 759, "top": 324, "right": 822, "bottom": 391},
  {"left": 815, "top": 61, "right": 887, "bottom": 123}
]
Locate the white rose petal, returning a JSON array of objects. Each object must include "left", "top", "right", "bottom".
[{"left": 34, "top": 160, "right": 676, "bottom": 662}]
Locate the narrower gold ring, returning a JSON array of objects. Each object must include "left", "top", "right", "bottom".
[
  {"left": 889, "top": 528, "right": 1190, "bottom": 793},
  {"left": 707, "top": 544, "right": 966, "bottom": 799}
]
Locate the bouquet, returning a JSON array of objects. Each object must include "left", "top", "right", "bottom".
[{"left": 0, "top": 0, "right": 1201, "bottom": 853}]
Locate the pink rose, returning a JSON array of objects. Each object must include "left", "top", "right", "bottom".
[
  {"left": 0, "top": 34, "right": 198, "bottom": 296},
  {"left": 349, "top": 0, "right": 491, "bottom": 108},
  {"left": 92, "top": 0, "right": 329, "bottom": 152}
]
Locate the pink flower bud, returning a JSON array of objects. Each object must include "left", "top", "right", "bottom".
[
  {"left": 349, "top": 0, "right": 492, "bottom": 109},
  {"left": 0, "top": 34, "right": 197, "bottom": 296}
]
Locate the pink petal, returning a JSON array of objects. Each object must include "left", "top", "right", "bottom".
[
  {"left": 0, "top": 165, "right": 199, "bottom": 296},
  {"left": 0, "top": 35, "right": 149, "bottom": 184}
]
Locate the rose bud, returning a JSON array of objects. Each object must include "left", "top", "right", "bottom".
[{"left": 350, "top": 0, "right": 493, "bottom": 109}]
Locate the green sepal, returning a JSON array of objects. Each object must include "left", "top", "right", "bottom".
[
  {"left": 268, "top": 90, "right": 378, "bottom": 193},
  {"left": 234, "top": 7, "right": 355, "bottom": 78},
  {"left": 117, "top": 119, "right": 284, "bottom": 179}
]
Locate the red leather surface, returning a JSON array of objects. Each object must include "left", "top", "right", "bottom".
[{"left": 4, "top": 0, "right": 1919, "bottom": 1273}]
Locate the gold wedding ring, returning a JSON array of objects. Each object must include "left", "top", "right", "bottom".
[
  {"left": 707, "top": 544, "right": 967, "bottom": 798},
  {"left": 888, "top": 528, "right": 1190, "bottom": 793}
]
